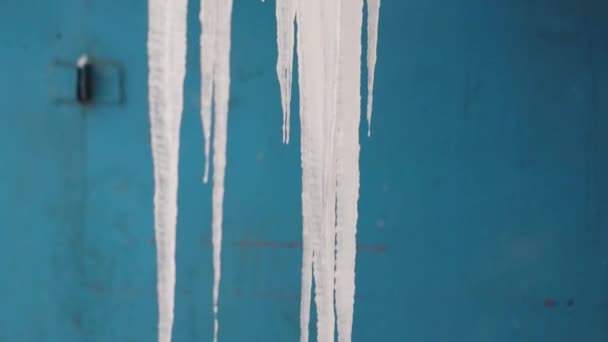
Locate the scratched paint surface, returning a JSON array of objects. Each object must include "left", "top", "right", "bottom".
[{"left": 1, "top": 0, "right": 608, "bottom": 341}]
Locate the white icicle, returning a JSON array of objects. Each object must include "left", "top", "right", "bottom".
[
  {"left": 317, "top": 0, "right": 340, "bottom": 341},
  {"left": 365, "top": 0, "right": 380, "bottom": 136},
  {"left": 200, "top": 0, "right": 218, "bottom": 184},
  {"left": 279, "top": 0, "right": 380, "bottom": 340},
  {"left": 275, "top": 0, "right": 297, "bottom": 144},
  {"left": 201, "top": 0, "right": 234, "bottom": 341},
  {"left": 295, "top": 0, "right": 325, "bottom": 341},
  {"left": 296, "top": 0, "right": 341, "bottom": 341},
  {"left": 334, "top": 1, "right": 363, "bottom": 341},
  {"left": 148, "top": 0, "right": 188, "bottom": 341}
]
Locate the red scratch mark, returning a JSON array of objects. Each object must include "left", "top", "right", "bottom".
[
  {"left": 544, "top": 298, "right": 558, "bottom": 308},
  {"left": 286, "top": 241, "right": 300, "bottom": 248},
  {"left": 357, "top": 244, "right": 387, "bottom": 253},
  {"left": 247, "top": 289, "right": 300, "bottom": 302},
  {"left": 91, "top": 284, "right": 108, "bottom": 294},
  {"left": 238, "top": 240, "right": 301, "bottom": 249},
  {"left": 236, "top": 240, "right": 386, "bottom": 253},
  {"left": 88, "top": 285, "right": 192, "bottom": 296}
]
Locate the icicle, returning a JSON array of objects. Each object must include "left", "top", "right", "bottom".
[
  {"left": 200, "top": 0, "right": 234, "bottom": 341},
  {"left": 365, "top": 0, "right": 380, "bottom": 136},
  {"left": 276, "top": 0, "right": 380, "bottom": 340},
  {"left": 275, "top": 0, "right": 297, "bottom": 144},
  {"left": 295, "top": 1, "right": 321, "bottom": 340},
  {"left": 211, "top": 2, "right": 233, "bottom": 341},
  {"left": 200, "top": 0, "right": 217, "bottom": 184},
  {"left": 148, "top": 0, "right": 188, "bottom": 341},
  {"left": 296, "top": 0, "right": 341, "bottom": 341},
  {"left": 317, "top": 0, "right": 340, "bottom": 341},
  {"left": 295, "top": 1, "right": 325, "bottom": 341},
  {"left": 334, "top": 1, "right": 363, "bottom": 341}
]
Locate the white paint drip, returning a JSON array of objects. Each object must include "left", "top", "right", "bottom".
[
  {"left": 317, "top": 1, "right": 340, "bottom": 341},
  {"left": 334, "top": 1, "right": 363, "bottom": 341},
  {"left": 294, "top": 1, "right": 323, "bottom": 338},
  {"left": 365, "top": 0, "right": 380, "bottom": 136},
  {"left": 147, "top": 1, "right": 379, "bottom": 341},
  {"left": 148, "top": 0, "right": 188, "bottom": 341},
  {"left": 275, "top": 0, "right": 379, "bottom": 341},
  {"left": 200, "top": 0, "right": 217, "bottom": 184},
  {"left": 200, "top": 1, "right": 234, "bottom": 341},
  {"left": 275, "top": 0, "right": 296, "bottom": 144}
]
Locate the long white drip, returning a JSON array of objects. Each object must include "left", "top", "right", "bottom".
[
  {"left": 334, "top": 1, "right": 363, "bottom": 341},
  {"left": 200, "top": 0, "right": 218, "bottom": 184},
  {"left": 296, "top": 0, "right": 341, "bottom": 341},
  {"left": 148, "top": 1, "right": 379, "bottom": 341},
  {"left": 148, "top": 0, "right": 188, "bottom": 341},
  {"left": 275, "top": 0, "right": 297, "bottom": 144},
  {"left": 295, "top": 1, "right": 322, "bottom": 340},
  {"left": 276, "top": 0, "right": 379, "bottom": 341},
  {"left": 365, "top": 0, "right": 380, "bottom": 136},
  {"left": 212, "top": 2, "right": 233, "bottom": 341},
  {"left": 318, "top": 1, "right": 341, "bottom": 342},
  {"left": 200, "top": 0, "right": 234, "bottom": 341}
]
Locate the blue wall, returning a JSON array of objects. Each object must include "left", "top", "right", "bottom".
[{"left": 1, "top": 0, "right": 607, "bottom": 341}]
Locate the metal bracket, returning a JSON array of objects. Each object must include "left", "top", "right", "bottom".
[{"left": 49, "top": 55, "right": 126, "bottom": 106}]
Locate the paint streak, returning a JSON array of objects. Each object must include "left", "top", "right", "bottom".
[
  {"left": 335, "top": 2, "right": 363, "bottom": 340},
  {"left": 200, "top": 1, "right": 234, "bottom": 341},
  {"left": 275, "top": 1, "right": 381, "bottom": 341},
  {"left": 365, "top": 0, "right": 381, "bottom": 136},
  {"left": 148, "top": 0, "right": 188, "bottom": 341},
  {"left": 275, "top": 0, "right": 297, "bottom": 144}
]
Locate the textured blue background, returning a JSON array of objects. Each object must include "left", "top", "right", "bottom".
[{"left": 1, "top": 0, "right": 607, "bottom": 341}]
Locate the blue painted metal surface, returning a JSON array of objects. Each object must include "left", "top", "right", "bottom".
[{"left": 1, "top": 0, "right": 607, "bottom": 341}]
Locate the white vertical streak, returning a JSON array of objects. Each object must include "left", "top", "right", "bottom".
[
  {"left": 200, "top": 0, "right": 217, "bottom": 184},
  {"left": 275, "top": 0, "right": 297, "bottom": 144},
  {"left": 281, "top": 1, "right": 380, "bottom": 341},
  {"left": 297, "top": 0, "right": 341, "bottom": 341},
  {"left": 296, "top": 0, "right": 324, "bottom": 341},
  {"left": 210, "top": 1, "right": 233, "bottom": 342},
  {"left": 318, "top": 1, "right": 340, "bottom": 342},
  {"left": 148, "top": 0, "right": 187, "bottom": 341},
  {"left": 201, "top": 0, "right": 234, "bottom": 340},
  {"left": 365, "top": 0, "right": 380, "bottom": 136},
  {"left": 334, "top": 1, "right": 363, "bottom": 341}
]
